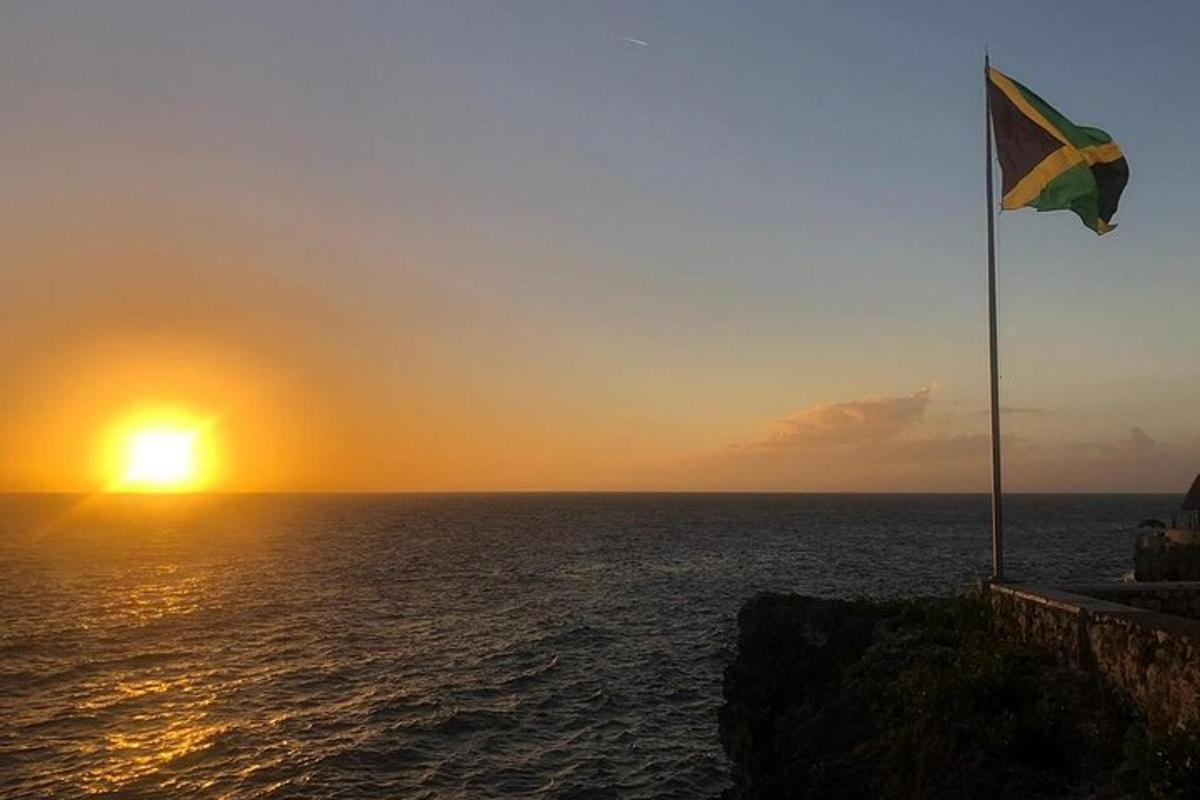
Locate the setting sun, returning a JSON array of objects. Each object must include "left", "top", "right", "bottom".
[
  {"left": 103, "top": 412, "right": 218, "bottom": 492},
  {"left": 124, "top": 429, "right": 197, "bottom": 487}
]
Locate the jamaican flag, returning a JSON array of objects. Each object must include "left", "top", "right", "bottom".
[{"left": 987, "top": 67, "right": 1128, "bottom": 234}]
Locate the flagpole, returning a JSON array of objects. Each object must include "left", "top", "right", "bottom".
[{"left": 984, "top": 52, "right": 1005, "bottom": 580}]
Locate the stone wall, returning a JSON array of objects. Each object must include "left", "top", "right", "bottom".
[{"left": 990, "top": 583, "right": 1200, "bottom": 731}]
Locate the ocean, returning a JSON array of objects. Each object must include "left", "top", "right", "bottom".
[{"left": 0, "top": 493, "right": 1172, "bottom": 798}]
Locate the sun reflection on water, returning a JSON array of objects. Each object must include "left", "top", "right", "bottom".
[
  {"left": 70, "top": 561, "right": 229, "bottom": 794},
  {"left": 80, "top": 703, "right": 226, "bottom": 794}
]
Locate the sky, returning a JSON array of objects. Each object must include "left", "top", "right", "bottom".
[{"left": 2, "top": 0, "right": 1199, "bottom": 492}]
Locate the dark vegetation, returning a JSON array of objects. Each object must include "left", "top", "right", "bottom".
[{"left": 718, "top": 592, "right": 1200, "bottom": 799}]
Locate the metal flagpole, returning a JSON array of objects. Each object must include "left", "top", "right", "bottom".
[{"left": 984, "top": 52, "right": 1004, "bottom": 580}]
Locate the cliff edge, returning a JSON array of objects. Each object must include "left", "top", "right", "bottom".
[{"left": 718, "top": 592, "right": 1198, "bottom": 799}]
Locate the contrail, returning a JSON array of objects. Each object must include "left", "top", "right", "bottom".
[{"left": 622, "top": 36, "right": 650, "bottom": 47}]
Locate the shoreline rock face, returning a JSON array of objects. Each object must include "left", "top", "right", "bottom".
[
  {"left": 1135, "top": 529, "right": 1200, "bottom": 581},
  {"left": 718, "top": 595, "right": 880, "bottom": 798},
  {"left": 717, "top": 592, "right": 1200, "bottom": 800}
]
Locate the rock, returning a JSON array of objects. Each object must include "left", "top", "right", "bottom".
[
  {"left": 718, "top": 594, "right": 880, "bottom": 798},
  {"left": 717, "top": 592, "right": 1158, "bottom": 800},
  {"left": 1135, "top": 529, "right": 1200, "bottom": 581}
]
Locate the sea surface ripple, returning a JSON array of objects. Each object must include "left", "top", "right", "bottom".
[{"left": 0, "top": 493, "right": 1167, "bottom": 798}]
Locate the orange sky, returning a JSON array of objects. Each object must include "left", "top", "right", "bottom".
[
  {"left": 4, "top": 3, "right": 1200, "bottom": 493},
  {"left": 4, "top": 207, "right": 1198, "bottom": 493}
]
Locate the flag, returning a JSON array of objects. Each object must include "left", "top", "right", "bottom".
[{"left": 987, "top": 67, "right": 1128, "bottom": 234}]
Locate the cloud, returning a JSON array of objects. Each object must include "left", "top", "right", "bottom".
[
  {"left": 673, "top": 389, "right": 1200, "bottom": 493},
  {"left": 752, "top": 387, "right": 934, "bottom": 449},
  {"left": 1016, "top": 427, "right": 1200, "bottom": 493}
]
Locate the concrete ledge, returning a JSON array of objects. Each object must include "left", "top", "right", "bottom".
[{"left": 991, "top": 583, "right": 1149, "bottom": 616}]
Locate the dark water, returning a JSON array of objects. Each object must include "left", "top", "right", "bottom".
[{"left": 0, "top": 493, "right": 1172, "bottom": 798}]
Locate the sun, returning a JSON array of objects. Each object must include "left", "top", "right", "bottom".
[
  {"left": 124, "top": 429, "right": 197, "bottom": 487},
  {"left": 105, "top": 412, "right": 217, "bottom": 492}
]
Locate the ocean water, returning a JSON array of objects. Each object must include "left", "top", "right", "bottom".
[{"left": 0, "top": 493, "right": 1173, "bottom": 798}]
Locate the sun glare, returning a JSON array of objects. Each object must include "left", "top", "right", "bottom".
[
  {"left": 124, "top": 430, "right": 197, "bottom": 486},
  {"left": 105, "top": 413, "right": 217, "bottom": 492}
]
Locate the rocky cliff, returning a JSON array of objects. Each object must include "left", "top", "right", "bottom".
[{"left": 717, "top": 592, "right": 1199, "bottom": 799}]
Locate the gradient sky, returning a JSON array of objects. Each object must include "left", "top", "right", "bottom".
[{"left": 3, "top": 1, "right": 1199, "bottom": 492}]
